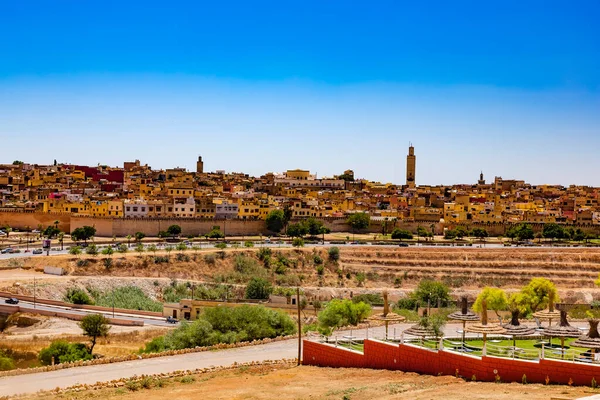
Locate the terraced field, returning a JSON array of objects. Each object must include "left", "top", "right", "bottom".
[{"left": 340, "top": 247, "right": 600, "bottom": 288}]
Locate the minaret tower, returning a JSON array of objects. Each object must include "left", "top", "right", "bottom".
[
  {"left": 196, "top": 156, "right": 204, "bottom": 174},
  {"left": 406, "top": 144, "right": 416, "bottom": 188}
]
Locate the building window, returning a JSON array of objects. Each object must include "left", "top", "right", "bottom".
[{"left": 126, "top": 207, "right": 130, "bottom": 211}]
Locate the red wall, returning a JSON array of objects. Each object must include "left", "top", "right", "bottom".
[{"left": 303, "top": 339, "right": 600, "bottom": 387}]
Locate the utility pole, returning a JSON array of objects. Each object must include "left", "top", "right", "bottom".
[
  {"left": 296, "top": 287, "right": 302, "bottom": 366},
  {"left": 33, "top": 276, "right": 36, "bottom": 309}
]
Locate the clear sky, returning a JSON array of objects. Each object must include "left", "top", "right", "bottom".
[{"left": 1, "top": 1, "right": 599, "bottom": 186}]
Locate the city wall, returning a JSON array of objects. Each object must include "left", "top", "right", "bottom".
[
  {"left": 0, "top": 211, "right": 70, "bottom": 233},
  {"left": 2, "top": 211, "right": 600, "bottom": 238},
  {"left": 303, "top": 339, "right": 600, "bottom": 386}
]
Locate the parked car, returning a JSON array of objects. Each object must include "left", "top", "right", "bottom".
[
  {"left": 398, "top": 243, "right": 409, "bottom": 247},
  {"left": 33, "top": 249, "right": 43, "bottom": 254},
  {"left": 166, "top": 316, "right": 178, "bottom": 324},
  {"left": 1, "top": 248, "right": 13, "bottom": 254},
  {"left": 5, "top": 298, "right": 19, "bottom": 304}
]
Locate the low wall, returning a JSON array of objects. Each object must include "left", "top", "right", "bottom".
[
  {"left": 303, "top": 339, "right": 600, "bottom": 387},
  {"left": 0, "top": 304, "right": 143, "bottom": 326}
]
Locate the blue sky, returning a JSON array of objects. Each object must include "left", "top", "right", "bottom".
[{"left": 1, "top": 1, "right": 599, "bottom": 185}]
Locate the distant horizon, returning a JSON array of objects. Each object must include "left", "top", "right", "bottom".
[{"left": 1, "top": 2, "right": 598, "bottom": 186}]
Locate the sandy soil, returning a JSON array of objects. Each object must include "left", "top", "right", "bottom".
[{"left": 22, "top": 364, "right": 596, "bottom": 400}]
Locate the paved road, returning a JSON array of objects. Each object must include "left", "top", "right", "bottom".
[
  {"left": 0, "top": 297, "right": 173, "bottom": 328},
  {"left": 1, "top": 320, "right": 584, "bottom": 397},
  {"left": 0, "top": 339, "right": 297, "bottom": 397}
]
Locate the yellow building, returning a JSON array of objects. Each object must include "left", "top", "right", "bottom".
[{"left": 286, "top": 169, "right": 311, "bottom": 180}]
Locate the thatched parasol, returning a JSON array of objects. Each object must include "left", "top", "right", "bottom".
[
  {"left": 570, "top": 319, "right": 600, "bottom": 359},
  {"left": 465, "top": 299, "right": 506, "bottom": 352},
  {"left": 502, "top": 310, "right": 535, "bottom": 348},
  {"left": 541, "top": 310, "right": 580, "bottom": 355},
  {"left": 533, "top": 291, "right": 561, "bottom": 327},
  {"left": 368, "top": 291, "right": 405, "bottom": 339},
  {"left": 448, "top": 297, "right": 480, "bottom": 348}
]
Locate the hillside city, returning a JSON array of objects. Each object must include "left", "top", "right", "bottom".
[{"left": 1, "top": 146, "right": 599, "bottom": 227}]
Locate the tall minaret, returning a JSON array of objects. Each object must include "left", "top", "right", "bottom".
[
  {"left": 196, "top": 156, "right": 204, "bottom": 174},
  {"left": 406, "top": 144, "right": 416, "bottom": 188}
]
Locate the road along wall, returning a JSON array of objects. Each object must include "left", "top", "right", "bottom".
[
  {"left": 0, "top": 304, "right": 143, "bottom": 326},
  {"left": 0, "top": 291, "right": 162, "bottom": 317},
  {"left": 303, "top": 339, "right": 600, "bottom": 387}
]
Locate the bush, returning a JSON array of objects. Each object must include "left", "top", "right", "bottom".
[
  {"left": 328, "top": 247, "right": 340, "bottom": 262},
  {"left": 317, "top": 299, "right": 371, "bottom": 335},
  {"left": 215, "top": 242, "right": 227, "bottom": 249},
  {"left": 411, "top": 279, "right": 451, "bottom": 307},
  {"left": 244, "top": 241, "right": 254, "bottom": 248},
  {"left": 396, "top": 297, "right": 418, "bottom": 310},
  {"left": 245, "top": 277, "right": 273, "bottom": 299},
  {"left": 208, "top": 228, "right": 225, "bottom": 239},
  {"left": 85, "top": 244, "right": 98, "bottom": 256},
  {"left": 316, "top": 265, "right": 325, "bottom": 276},
  {"left": 76, "top": 259, "right": 89, "bottom": 267},
  {"left": 204, "top": 253, "right": 216, "bottom": 265},
  {"left": 274, "top": 264, "right": 287, "bottom": 275},
  {"left": 292, "top": 238, "right": 305, "bottom": 247},
  {"left": 313, "top": 254, "right": 323, "bottom": 265},
  {"left": 0, "top": 356, "right": 15, "bottom": 371},
  {"left": 94, "top": 286, "right": 162, "bottom": 312},
  {"left": 39, "top": 340, "right": 92, "bottom": 365},
  {"left": 140, "top": 305, "right": 296, "bottom": 353},
  {"left": 258, "top": 247, "right": 272, "bottom": 260},
  {"left": 391, "top": 229, "right": 413, "bottom": 240},
  {"left": 351, "top": 293, "right": 383, "bottom": 306},
  {"left": 65, "top": 288, "right": 94, "bottom": 305}
]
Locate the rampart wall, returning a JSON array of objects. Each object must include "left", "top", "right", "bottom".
[
  {"left": 2, "top": 211, "right": 600, "bottom": 238},
  {"left": 303, "top": 339, "right": 600, "bottom": 386}
]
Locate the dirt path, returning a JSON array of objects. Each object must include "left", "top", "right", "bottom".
[{"left": 21, "top": 364, "right": 596, "bottom": 400}]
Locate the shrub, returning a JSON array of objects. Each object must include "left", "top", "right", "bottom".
[
  {"left": 313, "top": 254, "right": 323, "bottom": 265},
  {"left": 215, "top": 242, "right": 227, "bottom": 249},
  {"left": 351, "top": 293, "right": 383, "bottom": 306},
  {"left": 180, "top": 375, "right": 196, "bottom": 384},
  {"left": 328, "top": 247, "right": 340, "bottom": 261},
  {"left": 0, "top": 356, "right": 15, "bottom": 371},
  {"left": 396, "top": 297, "right": 418, "bottom": 310},
  {"left": 244, "top": 241, "right": 254, "bottom": 248},
  {"left": 140, "top": 305, "right": 295, "bottom": 353},
  {"left": 103, "top": 258, "right": 113, "bottom": 269},
  {"left": 204, "top": 253, "right": 216, "bottom": 265},
  {"left": 94, "top": 286, "right": 162, "bottom": 312},
  {"left": 39, "top": 340, "right": 92, "bottom": 365},
  {"left": 176, "top": 253, "right": 190, "bottom": 262},
  {"left": 391, "top": 229, "right": 413, "bottom": 240},
  {"left": 316, "top": 265, "right": 325, "bottom": 276},
  {"left": 208, "top": 228, "right": 225, "bottom": 239},
  {"left": 292, "top": 238, "right": 305, "bottom": 247},
  {"left": 274, "top": 264, "right": 287, "bottom": 275},
  {"left": 355, "top": 272, "right": 366, "bottom": 286},
  {"left": 245, "top": 277, "right": 273, "bottom": 300},
  {"left": 317, "top": 299, "right": 371, "bottom": 335},
  {"left": 258, "top": 247, "right": 272, "bottom": 260},
  {"left": 65, "top": 288, "right": 94, "bottom": 305},
  {"left": 85, "top": 244, "right": 98, "bottom": 256},
  {"left": 154, "top": 256, "right": 170, "bottom": 264},
  {"left": 411, "top": 279, "right": 451, "bottom": 307},
  {"left": 76, "top": 259, "right": 89, "bottom": 267},
  {"left": 234, "top": 255, "right": 262, "bottom": 274}
]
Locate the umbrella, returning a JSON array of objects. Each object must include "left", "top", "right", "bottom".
[
  {"left": 403, "top": 321, "right": 438, "bottom": 347},
  {"left": 465, "top": 299, "right": 506, "bottom": 354},
  {"left": 502, "top": 310, "right": 535, "bottom": 348},
  {"left": 368, "top": 290, "right": 405, "bottom": 339},
  {"left": 570, "top": 319, "right": 600, "bottom": 361},
  {"left": 533, "top": 291, "right": 561, "bottom": 327},
  {"left": 541, "top": 310, "right": 580, "bottom": 357},
  {"left": 448, "top": 297, "right": 479, "bottom": 350}
]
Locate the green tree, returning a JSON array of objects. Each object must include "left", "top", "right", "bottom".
[
  {"left": 471, "top": 228, "right": 489, "bottom": 240},
  {"left": 147, "top": 244, "right": 158, "bottom": 255},
  {"left": 455, "top": 226, "right": 468, "bottom": 239},
  {"left": 69, "top": 246, "right": 82, "bottom": 257},
  {"left": 265, "top": 210, "right": 285, "bottom": 233},
  {"left": 317, "top": 299, "right": 371, "bottom": 335},
  {"left": 38, "top": 340, "right": 92, "bottom": 366},
  {"left": 391, "top": 228, "right": 413, "bottom": 240},
  {"left": 473, "top": 287, "right": 507, "bottom": 318},
  {"left": 411, "top": 279, "right": 451, "bottom": 307},
  {"left": 43, "top": 225, "right": 61, "bottom": 238},
  {"left": 287, "top": 222, "right": 308, "bottom": 238},
  {"left": 506, "top": 223, "right": 534, "bottom": 242},
  {"left": 305, "top": 217, "right": 325, "bottom": 236},
  {"left": 245, "top": 277, "right": 273, "bottom": 300},
  {"left": 207, "top": 227, "right": 225, "bottom": 239},
  {"left": 418, "top": 314, "right": 447, "bottom": 339},
  {"left": 176, "top": 242, "right": 188, "bottom": 252},
  {"left": 57, "top": 232, "right": 65, "bottom": 250},
  {"left": 292, "top": 237, "right": 305, "bottom": 247},
  {"left": 135, "top": 243, "right": 145, "bottom": 254},
  {"left": 79, "top": 314, "right": 110, "bottom": 354},
  {"left": 347, "top": 212, "right": 370, "bottom": 233},
  {"left": 126, "top": 234, "right": 132, "bottom": 247},
  {"left": 71, "top": 226, "right": 96, "bottom": 243},
  {"left": 134, "top": 231, "right": 145, "bottom": 243},
  {"left": 542, "top": 223, "right": 565, "bottom": 241},
  {"left": 166, "top": 225, "right": 182, "bottom": 238},
  {"left": 521, "top": 278, "right": 559, "bottom": 313}
]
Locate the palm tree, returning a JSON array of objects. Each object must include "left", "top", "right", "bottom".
[{"left": 58, "top": 232, "right": 65, "bottom": 250}]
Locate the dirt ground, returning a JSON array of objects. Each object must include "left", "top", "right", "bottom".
[{"left": 21, "top": 364, "right": 596, "bottom": 400}]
